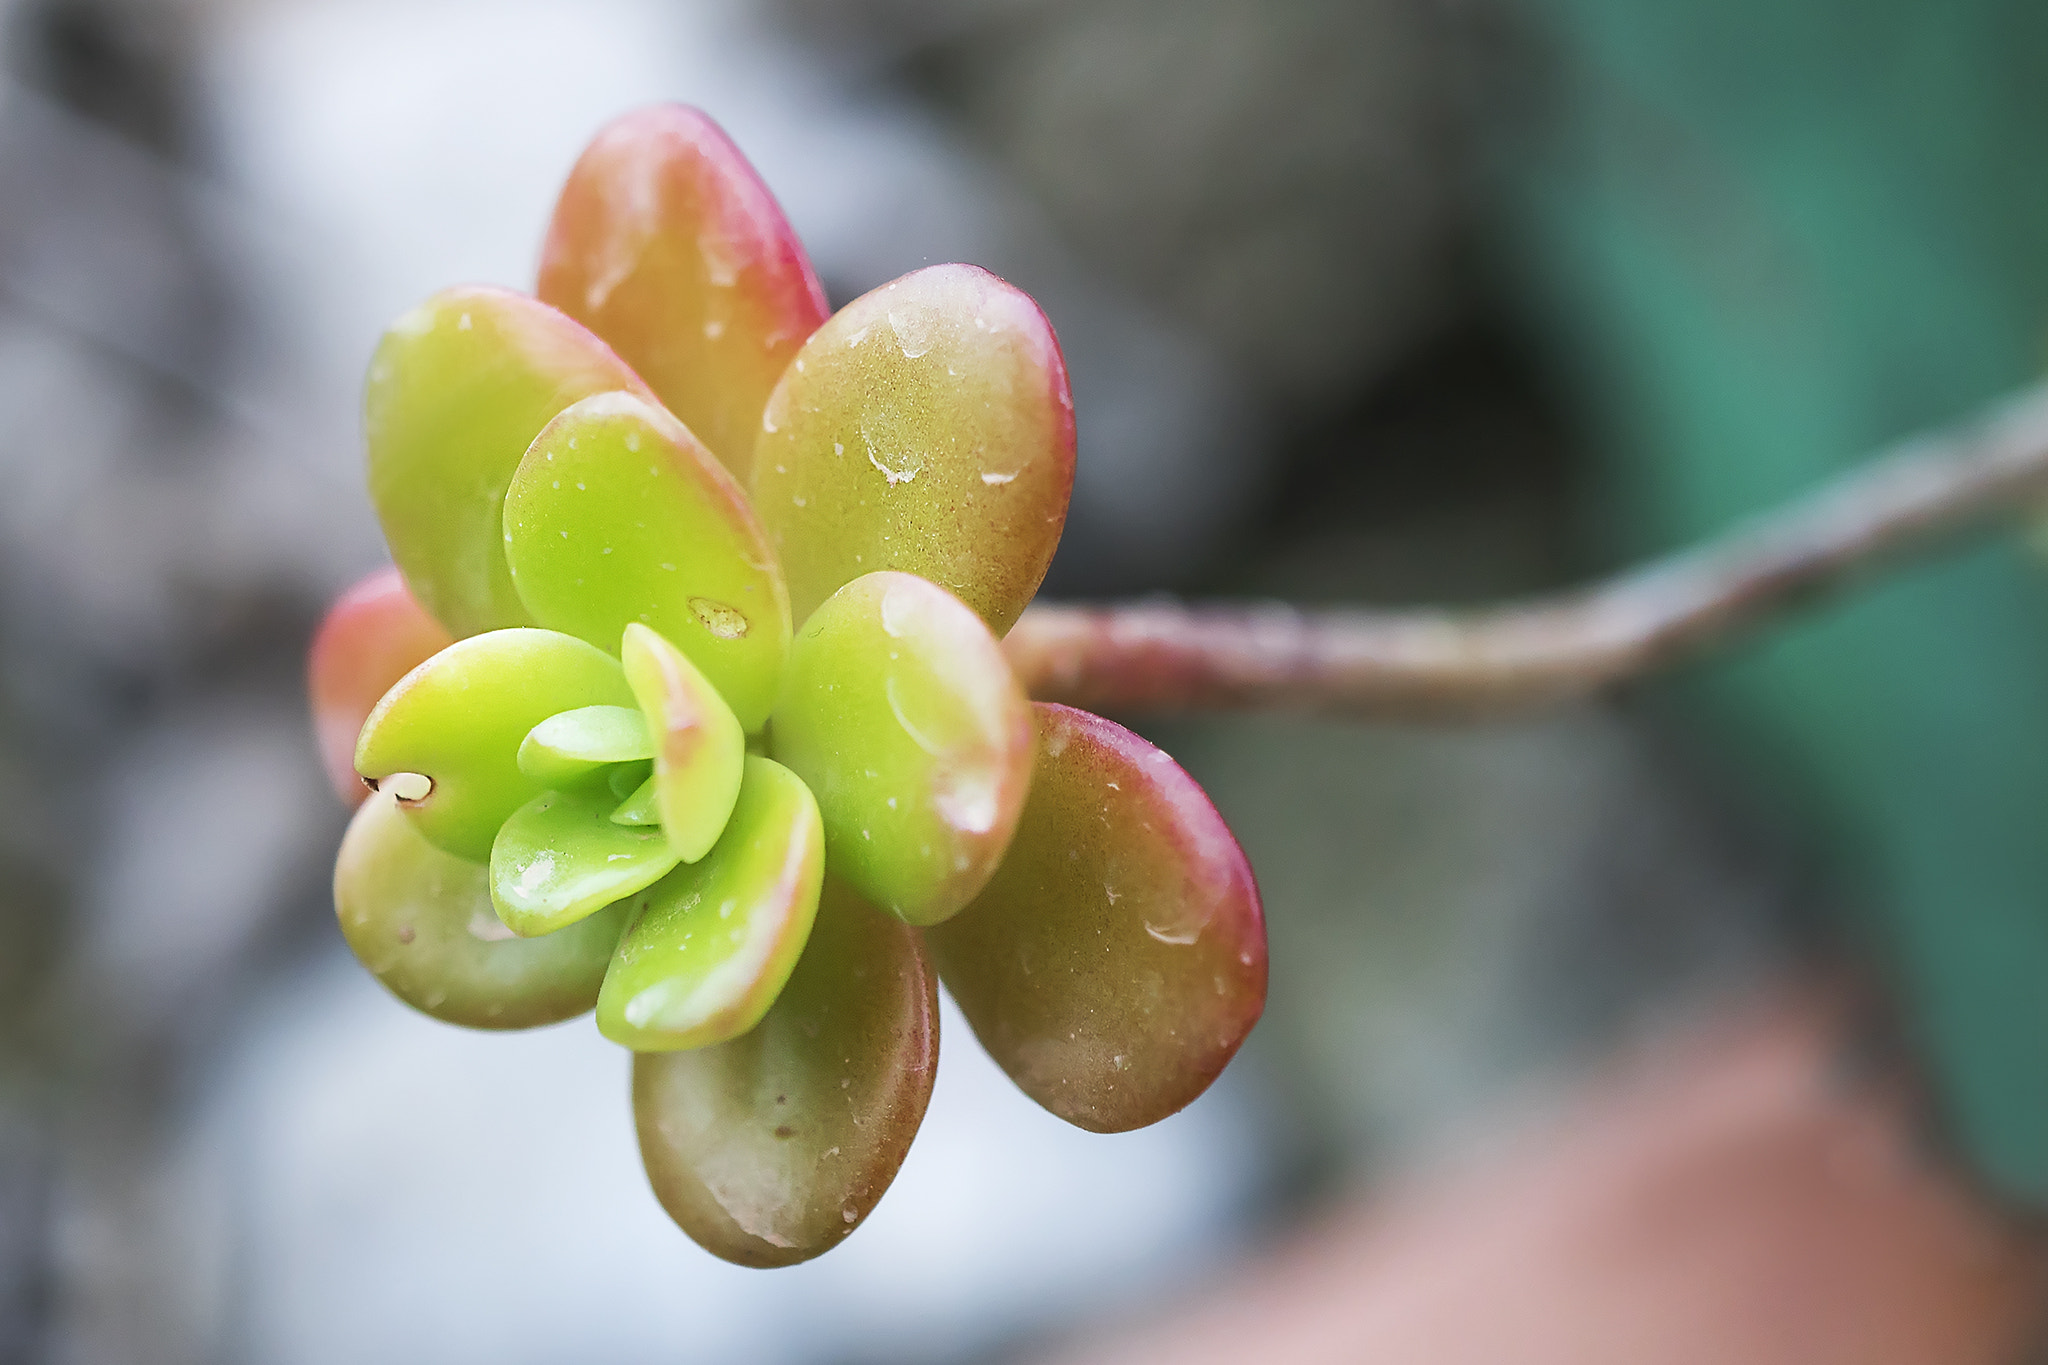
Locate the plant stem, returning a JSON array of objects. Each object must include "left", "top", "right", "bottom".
[{"left": 1005, "top": 381, "right": 2048, "bottom": 719}]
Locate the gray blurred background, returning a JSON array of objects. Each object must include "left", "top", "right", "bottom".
[{"left": 4, "top": 0, "right": 2028, "bottom": 1360}]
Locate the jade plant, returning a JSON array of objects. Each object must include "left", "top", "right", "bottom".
[{"left": 307, "top": 105, "right": 1267, "bottom": 1267}]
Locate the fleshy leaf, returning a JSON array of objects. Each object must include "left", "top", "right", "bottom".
[
  {"left": 365, "top": 286, "right": 654, "bottom": 637},
  {"left": 750, "top": 264, "right": 1075, "bottom": 636},
  {"left": 610, "top": 760, "right": 654, "bottom": 801},
  {"left": 927, "top": 704, "right": 1266, "bottom": 1133},
  {"left": 516, "top": 705, "right": 653, "bottom": 787},
  {"left": 537, "top": 104, "right": 829, "bottom": 483},
  {"left": 490, "top": 787, "right": 684, "bottom": 936},
  {"left": 597, "top": 755, "right": 824, "bottom": 1052},
  {"left": 336, "top": 790, "right": 627, "bottom": 1028},
  {"left": 355, "top": 628, "right": 633, "bottom": 862},
  {"left": 611, "top": 774, "right": 660, "bottom": 826},
  {"left": 770, "top": 572, "right": 1033, "bottom": 926},
  {"left": 622, "top": 623, "right": 746, "bottom": 861},
  {"left": 308, "top": 566, "right": 453, "bottom": 804},
  {"left": 634, "top": 878, "right": 938, "bottom": 1267},
  {"left": 504, "top": 392, "right": 790, "bottom": 731}
]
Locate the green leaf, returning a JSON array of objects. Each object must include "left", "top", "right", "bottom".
[
  {"left": 336, "top": 791, "right": 627, "bottom": 1028},
  {"left": 609, "top": 760, "right": 654, "bottom": 801},
  {"left": 365, "top": 286, "right": 654, "bottom": 637},
  {"left": 490, "top": 787, "right": 684, "bottom": 937},
  {"left": 504, "top": 392, "right": 790, "bottom": 731},
  {"left": 597, "top": 755, "right": 824, "bottom": 1052},
  {"left": 610, "top": 773, "right": 661, "bottom": 826},
  {"left": 634, "top": 878, "right": 938, "bottom": 1267},
  {"left": 537, "top": 104, "right": 830, "bottom": 483},
  {"left": 750, "top": 264, "right": 1075, "bottom": 636},
  {"left": 927, "top": 704, "right": 1266, "bottom": 1132},
  {"left": 516, "top": 705, "right": 653, "bottom": 787},
  {"left": 622, "top": 623, "right": 746, "bottom": 862},
  {"left": 308, "top": 566, "right": 453, "bottom": 804},
  {"left": 770, "top": 572, "right": 1033, "bottom": 926},
  {"left": 354, "top": 628, "right": 633, "bottom": 862}
]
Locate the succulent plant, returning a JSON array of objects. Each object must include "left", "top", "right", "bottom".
[{"left": 308, "top": 105, "right": 1267, "bottom": 1267}]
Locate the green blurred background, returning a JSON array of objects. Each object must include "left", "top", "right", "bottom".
[{"left": 1499, "top": 0, "right": 2048, "bottom": 1200}]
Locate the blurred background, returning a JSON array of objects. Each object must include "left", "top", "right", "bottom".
[{"left": 4, "top": 0, "right": 2048, "bottom": 1360}]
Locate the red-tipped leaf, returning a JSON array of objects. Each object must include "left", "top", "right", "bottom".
[
  {"left": 750, "top": 265, "right": 1075, "bottom": 636},
  {"left": 634, "top": 879, "right": 938, "bottom": 1267},
  {"left": 308, "top": 567, "right": 453, "bottom": 804},
  {"left": 538, "top": 105, "right": 829, "bottom": 482},
  {"left": 927, "top": 704, "right": 1266, "bottom": 1132}
]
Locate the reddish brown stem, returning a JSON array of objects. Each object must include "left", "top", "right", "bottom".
[{"left": 1006, "top": 382, "right": 2048, "bottom": 719}]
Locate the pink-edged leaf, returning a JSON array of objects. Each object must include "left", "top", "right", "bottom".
[
  {"left": 750, "top": 264, "right": 1075, "bottom": 636},
  {"left": 634, "top": 878, "right": 937, "bottom": 1267},
  {"left": 926, "top": 703, "right": 1266, "bottom": 1132},
  {"left": 336, "top": 790, "right": 629, "bottom": 1029},
  {"left": 308, "top": 567, "right": 453, "bottom": 805},
  {"left": 538, "top": 104, "right": 829, "bottom": 482},
  {"left": 620, "top": 623, "right": 746, "bottom": 862},
  {"left": 597, "top": 755, "right": 824, "bottom": 1051},
  {"left": 770, "top": 572, "right": 1033, "bottom": 927},
  {"left": 365, "top": 286, "right": 655, "bottom": 637}
]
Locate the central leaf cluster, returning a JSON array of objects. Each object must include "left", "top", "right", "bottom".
[{"left": 355, "top": 378, "right": 1035, "bottom": 1053}]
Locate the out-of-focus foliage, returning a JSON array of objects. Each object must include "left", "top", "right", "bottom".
[{"left": 1497, "top": 0, "right": 2048, "bottom": 1202}]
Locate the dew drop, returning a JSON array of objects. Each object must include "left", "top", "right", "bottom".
[
  {"left": 886, "top": 304, "right": 936, "bottom": 359},
  {"left": 981, "top": 470, "right": 1018, "bottom": 486},
  {"left": 841, "top": 1202, "right": 858, "bottom": 1224},
  {"left": 380, "top": 771, "right": 433, "bottom": 803},
  {"left": 859, "top": 407, "right": 925, "bottom": 486},
  {"left": 689, "top": 597, "right": 749, "bottom": 639}
]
